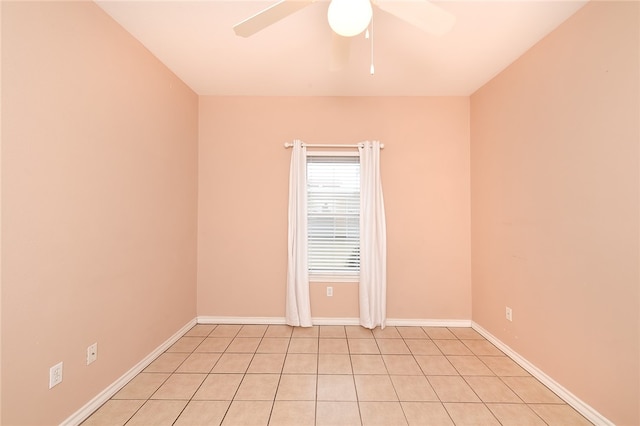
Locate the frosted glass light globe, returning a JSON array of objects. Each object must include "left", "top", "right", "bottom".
[{"left": 328, "top": 0, "right": 372, "bottom": 37}]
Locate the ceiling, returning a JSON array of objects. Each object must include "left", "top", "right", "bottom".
[{"left": 96, "top": 0, "right": 588, "bottom": 96}]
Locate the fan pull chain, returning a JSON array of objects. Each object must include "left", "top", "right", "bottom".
[{"left": 369, "top": 13, "right": 374, "bottom": 75}]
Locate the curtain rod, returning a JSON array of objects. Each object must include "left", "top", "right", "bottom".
[{"left": 283, "top": 142, "right": 384, "bottom": 149}]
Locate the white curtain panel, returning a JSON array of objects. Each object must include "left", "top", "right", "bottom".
[
  {"left": 286, "top": 140, "right": 312, "bottom": 327},
  {"left": 358, "top": 141, "right": 387, "bottom": 329}
]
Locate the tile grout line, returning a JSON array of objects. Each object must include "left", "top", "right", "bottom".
[
  {"left": 394, "top": 332, "right": 419, "bottom": 425},
  {"left": 169, "top": 323, "right": 220, "bottom": 426},
  {"left": 316, "top": 326, "right": 323, "bottom": 425},
  {"left": 252, "top": 326, "right": 274, "bottom": 426},
  {"left": 443, "top": 326, "right": 502, "bottom": 426},
  {"left": 345, "top": 326, "right": 364, "bottom": 425},
  {"left": 210, "top": 324, "right": 242, "bottom": 426}
]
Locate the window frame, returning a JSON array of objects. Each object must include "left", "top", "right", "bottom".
[{"left": 306, "top": 150, "right": 360, "bottom": 283}]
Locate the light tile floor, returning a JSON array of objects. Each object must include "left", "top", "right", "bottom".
[{"left": 82, "top": 325, "right": 593, "bottom": 425}]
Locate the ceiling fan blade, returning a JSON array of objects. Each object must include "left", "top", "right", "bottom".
[
  {"left": 233, "top": 0, "right": 315, "bottom": 38},
  {"left": 374, "top": 0, "right": 455, "bottom": 36},
  {"left": 330, "top": 32, "right": 351, "bottom": 71}
]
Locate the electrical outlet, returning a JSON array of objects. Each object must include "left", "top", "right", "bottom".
[
  {"left": 326, "top": 286, "right": 333, "bottom": 297},
  {"left": 87, "top": 342, "right": 98, "bottom": 365},
  {"left": 505, "top": 307, "right": 513, "bottom": 322},
  {"left": 49, "top": 362, "right": 63, "bottom": 389}
]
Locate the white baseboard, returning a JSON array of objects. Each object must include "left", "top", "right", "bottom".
[
  {"left": 471, "top": 321, "right": 613, "bottom": 426},
  {"left": 312, "top": 317, "right": 360, "bottom": 325},
  {"left": 387, "top": 318, "right": 472, "bottom": 327},
  {"left": 61, "top": 318, "right": 197, "bottom": 426},
  {"left": 198, "top": 316, "right": 287, "bottom": 325},
  {"left": 197, "top": 316, "right": 472, "bottom": 328},
  {"left": 198, "top": 316, "right": 365, "bottom": 326},
  {"left": 198, "top": 316, "right": 363, "bottom": 326}
]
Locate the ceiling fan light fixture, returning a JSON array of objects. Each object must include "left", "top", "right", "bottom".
[{"left": 327, "top": 0, "right": 372, "bottom": 37}]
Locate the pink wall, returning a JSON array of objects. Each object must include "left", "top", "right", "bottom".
[
  {"left": 470, "top": 2, "right": 639, "bottom": 425},
  {"left": 0, "top": 2, "right": 3, "bottom": 422},
  {"left": 198, "top": 97, "right": 471, "bottom": 321},
  {"left": 2, "top": 1, "right": 636, "bottom": 424},
  {"left": 1, "top": 2, "right": 198, "bottom": 424}
]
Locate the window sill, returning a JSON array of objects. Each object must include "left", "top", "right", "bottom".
[{"left": 309, "top": 274, "right": 359, "bottom": 283}]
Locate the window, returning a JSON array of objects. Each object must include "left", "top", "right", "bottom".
[{"left": 307, "top": 154, "right": 360, "bottom": 281}]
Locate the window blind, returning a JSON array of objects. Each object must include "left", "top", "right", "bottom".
[{"left": 307, "top": 155, "right": 360, "bottom": 279}]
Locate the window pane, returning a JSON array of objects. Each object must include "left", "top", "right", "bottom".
[{"left": 307, "top": 156, "right": 360, "bottom": 277}]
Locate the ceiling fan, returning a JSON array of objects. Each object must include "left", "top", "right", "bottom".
[{"left": 232, "top": 0, "right": 456, "bottom": 70}]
